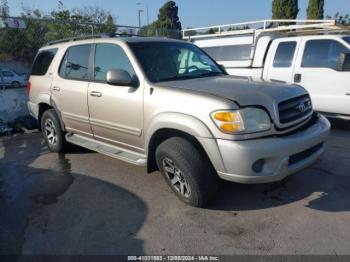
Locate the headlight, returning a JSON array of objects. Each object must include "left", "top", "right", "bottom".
[{"left": 211, "top": 108, "right": 271, "bottom": 134}]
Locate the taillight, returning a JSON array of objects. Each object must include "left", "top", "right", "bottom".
[{"left": 27, "top": 80, "right": 31, "bottom": 96}]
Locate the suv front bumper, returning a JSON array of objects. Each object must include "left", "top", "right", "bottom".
[{"left": 215, "top": 114, "right": 330, "bottom": 184}]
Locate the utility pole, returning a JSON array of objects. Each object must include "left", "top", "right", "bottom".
[
  {"left": 137, "top": 2, "right": 149, "bottom": 25},
  {"left": 138, "top": 9, "right": 144, "bottom": 28}
]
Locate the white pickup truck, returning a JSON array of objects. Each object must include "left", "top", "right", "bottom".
[{"left": 184, "top": 20, "right": 350, "bottom": 120}]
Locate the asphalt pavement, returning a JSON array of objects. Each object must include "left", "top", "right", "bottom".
[{"left": 0, "top": 119, "right": 349, "bottom": 256}]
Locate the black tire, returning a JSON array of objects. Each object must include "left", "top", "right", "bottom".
[
  {"left": 156, "top": 137, "right": 218, "bottom": 207},
  {"left": 41, "top": 109, "right": 69, "bottom": 153}
]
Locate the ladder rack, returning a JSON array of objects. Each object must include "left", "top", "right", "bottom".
[{"left": 182, "top": 19, "right": 348, "bottom": 40}]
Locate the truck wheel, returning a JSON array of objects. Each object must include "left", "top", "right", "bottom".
[
  {"left": 156, "top": 137, "right": 218, "bottom": 207},
  {"left": 41, "top": 109, "right": 69, "bottom": 153}
]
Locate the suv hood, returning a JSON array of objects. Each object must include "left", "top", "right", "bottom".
[{"left": 155, "top": 75, "right": 308, "bottom": 120}]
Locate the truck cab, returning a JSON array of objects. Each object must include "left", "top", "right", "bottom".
[{"left": 185, "top": 20, "right": 350, "bottom": 120}]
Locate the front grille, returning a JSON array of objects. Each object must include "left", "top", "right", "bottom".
[
  {"left": 278, "top": 94, "right": 312, "bottom": 124},
  {"left": 288, "top": 142, "right": 324, "bottom": 166}
]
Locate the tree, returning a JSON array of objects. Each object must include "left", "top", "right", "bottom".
[
  {"left": 139, "top": 1, "right": 182, "bottom": 38},
  {"left": 307, "top": 0, "right": 324, "bottom": 19},
  {"left": 101, "top": 15, "right": 117, "bottom": 36},
  {"left": 326, "top": 12, "right": 350, "bottom": 25},
  {"left": 155, "top": 1, "right": 182, "bottom": 30},
  {"left": 272, "top": 0, "right": 299, "bottom": 19},
  {"left": 0, "top": 0, "right": 9, "bottom": 17}
]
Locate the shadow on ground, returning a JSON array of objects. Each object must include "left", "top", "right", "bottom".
[{"left": 0, "top": 134, "right": 147, "bottom": 256}]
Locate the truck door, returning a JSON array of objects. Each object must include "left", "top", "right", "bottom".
[
  {"left": 265, "top": 38, "right": 300, "bottom": 84},
  {"left": 293, "top": 38, "right": 350, "bottom": 116}
]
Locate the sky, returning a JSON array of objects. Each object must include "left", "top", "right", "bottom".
[{"left": 6, "top": 0, "right": 350, "bottom": 28}]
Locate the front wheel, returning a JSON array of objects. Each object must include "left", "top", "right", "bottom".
[
  {"left": 156, "top": 137, "right": 218, "bottom": 207},
  {"left": 41, "top": 109, "right": 69, "bottom": 153}
]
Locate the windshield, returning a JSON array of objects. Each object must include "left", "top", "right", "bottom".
[
  {"left": 128, "top": 41, "right": 225, "bottom": 83},
  {"left": 343, "top": 37, "right": 350, "bottom": 45}
]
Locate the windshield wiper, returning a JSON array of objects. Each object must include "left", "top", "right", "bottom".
[
  {"left": 197, "top": 71, "right": 226, "bottom": 78},
  {"left": 157, "top": 75, "right": 197, "bottom": 82}
]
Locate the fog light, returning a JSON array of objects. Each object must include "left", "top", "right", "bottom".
[{"left": 252, "top": 159, "right": 264, "bottom": 173}]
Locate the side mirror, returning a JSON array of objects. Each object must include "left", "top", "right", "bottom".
[
  {"left": 106, "top": 69, "right": 138, "bottom": 87},
  {"left": 338, "top": 53, "right": 350, "bottom": 71}
]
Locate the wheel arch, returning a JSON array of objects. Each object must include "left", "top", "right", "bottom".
[{"left": 145, "top": 113, "right": 225, "bottom": 173}]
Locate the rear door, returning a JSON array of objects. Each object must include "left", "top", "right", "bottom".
[
  {"left": 50, "top": 44, "right": 93, "bottom": 137},
  {"left": 293, "top": 38, "right": 350, "bottom": 115},
  {"left": 265, "top": 38, "right": 300, "bottom": 84}
]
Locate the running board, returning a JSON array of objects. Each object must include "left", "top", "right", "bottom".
[{"left": 65, "top": 133, "right": 147, "bottom": 166}]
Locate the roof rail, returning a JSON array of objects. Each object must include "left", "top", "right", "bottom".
[
  {"left": 46, "top": 33, "right": 144, "bottom": 46},
  {"left": 182, "top": 19, "right": 348, "bottom": 40}
]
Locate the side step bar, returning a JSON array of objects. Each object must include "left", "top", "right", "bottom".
[{"left": 65, "top": 133, "right": 147, "bottom": 166}]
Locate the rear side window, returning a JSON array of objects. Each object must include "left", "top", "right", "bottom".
[
  {"left": 31, "top": 49, "right": 58, "bottom": 76},
  {"left": 59, "top": 45, "right": 91, "bottom": 80},
  {"left": 202, "top": 45, "right": 251, "bottom": 61},
  {"left": 302, "top": 39, "right": 350, "bottom": 70},
  {"left": 273, "top": 41, "right": 297, "bottom": 68}
]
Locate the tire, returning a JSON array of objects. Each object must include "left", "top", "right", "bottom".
[
  {"left": 11, "top": 81, "right": 20, "bottom": 88},
  {"left": 41, "top": 109, "right": 69, "bottom": 153},
  {"left": 156, "top": 137, "right": 218, "bottom": 207}
]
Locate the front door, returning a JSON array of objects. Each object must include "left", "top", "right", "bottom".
[
  {"left": 293, "top": 38, "right": 350, "bottom": 115},
  {"left": 51, "top": 44, "right": 93, "bottom": 137},
  {"left": 87, "top": 43, "right": 144, "bottom": 152},
  {"left": 266, "top": 38, "right": 300, "bottom": 84}
]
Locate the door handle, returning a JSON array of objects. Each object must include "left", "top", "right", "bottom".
[
  {"left": 90, "top": 91, "right": 102, "bottom": 97},
  {"left": 294, "top": 73, "right": 302, "bottom": 83},
  {"left": 52, "top": 86, "right": 60, "bottom": 91},
  {"left": 346, "top": 93, "right": 350, "bottom": 96}
]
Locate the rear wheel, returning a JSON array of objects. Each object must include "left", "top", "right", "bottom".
[
  {"left": 156, "top": 137, "right": 218, "bottom": 207},
  {"left": 41, "top": 109, "right": 69, "bottom": 153}
]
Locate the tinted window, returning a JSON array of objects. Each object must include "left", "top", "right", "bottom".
[
  {"left": 302, "top": 40, "right": 350, "bottom": 69},
  {"left": 3, "top": 71, "right": 14, "bottom": 77},
  {"left": 94, "top": 44, "right": 135, "bottom": 81},
  {"left": 59, "top": 45, "right": 91, "bottom": 80},
  {"left": 31, "top": 49, "right": 58, "bottom": 76},
  {"left": 129, "top": 42, "right": 224, "bottom": 83},
  {"left": 273, "top": 42, "right": 297, "bottom": 68},
  {"left": 343, "top": 37, "right": 350, "bottom": 45},
  {"left": 203, "top": 45, "right": 251, "bottom": 61}
]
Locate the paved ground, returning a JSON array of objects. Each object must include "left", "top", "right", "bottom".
[{"left": 0, "top": 119, "right": 350, "bottom": 256}]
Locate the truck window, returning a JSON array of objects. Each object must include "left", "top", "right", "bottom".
[
  {"left": 273, "top": 41, "right": 297, "bottom": 68},
  {"left": 2, "top": 71, "right": 14, "bottom": 77},
  {"left": 302, "top": 39, "right": 349, "bottom": 70},
  {"left": 343, "top": 37, "right": 350, "bottom": 45},
  {"left": 59, "top": 45, "right": 91, "bottom": 80},
  {"left": 31, "top": 49, "right": 58, "bottom": 76},
  {"left": 202, "top": 45, "right": 251, "bottom": 61},
  {"left": 94, "top": 43, "right": 135, "bottom": 82}
]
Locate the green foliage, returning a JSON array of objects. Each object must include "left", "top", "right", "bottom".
[
  {"left": 0, "top": 3, "right": 117, "bottom": 63},
  {"left": 138, "top": 1, "right": 182, "bottom": 39},
  {"left": 272, "top": 0, "right": 299, "bottom": 19},
  {"left": 0, "top": 0, "right": 9, "bottom": 17},
  {"left": 326, "top": 13, "right": 350, "bottom": 25},
  {"left": 307, "top": 0, "right": 324, "bottom": 19}
]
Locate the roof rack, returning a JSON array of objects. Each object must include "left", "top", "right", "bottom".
[
  {"left": 182, "top": 19, "right": 349, "bottom": 40},
  {"left": 46, "top": 33, "right": 144, "bottom": 46}
]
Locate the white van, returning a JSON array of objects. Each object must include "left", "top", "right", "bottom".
[{"left": 184, "top": 20, "right": 350, "bottom": 120}]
